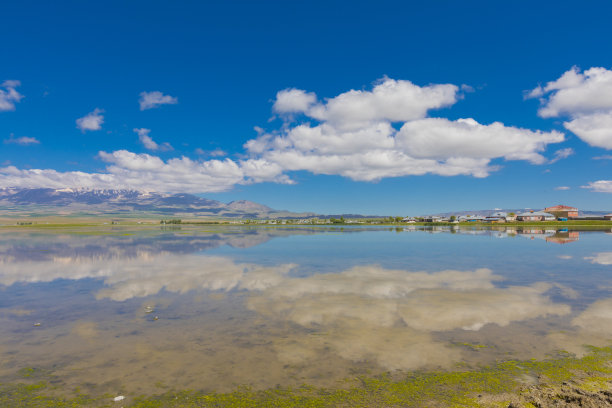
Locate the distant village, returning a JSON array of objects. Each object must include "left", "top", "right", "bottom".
[
  {"left": 233, "top": 204, "right": 612, "bottom": 225},
  {"left": 402, "top": 205, "right": 612, "bottom": 224}
]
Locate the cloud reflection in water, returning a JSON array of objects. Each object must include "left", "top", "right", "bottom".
[{"left": 0, "top": 250, "right": 578, "bottom": 370}]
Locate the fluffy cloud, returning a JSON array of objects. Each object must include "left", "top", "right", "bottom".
[
  {"left": 0, "top": 150, "right": 290, "bottom": 193},
  {"left": 0, "top": 80, "right": 23, "bottom": 111},
  {"left": 274, "top": 79, "right": 457, "bottom": 123},
  {"left": 554, "top": 186, "right": 570, "bottom": 191},
  {"left": 529, "top": 67, "right": 612, "bottom": 149},
  {"left": 397, "top": 118, "right": 562, "bottom": 164},
  {"left": 76, "top": 108, "right": 104, "bottom": 132},
  {"left": 308, "top": 78, "right": 458, "bottom": 127},
  {"left": 134, "top": 128, "right": 173, "bottom": 151},
  {"left": 563, "top": 113, "right": 612, "bottom": 149},
  {"left": 139, "top": 91, "right": 178, "bottom": 111},
  {"left": 0, "top": 166, "right": 117, "bottom": 190},
  {"left": 0, "top": 77, "right": 567, "bottom": 192},
  {"left": 529, "top": 67, "right": 612, "bottom": 117},
  {"left": 246, "top": 78, "right": 564, "bottom": 180},
  {"left": 273, "top": 88, "right": 317, "bottom": 114},
  {"left": 581, "top": 180, "right": 612, "bottom": 193},
  {"left": 97, "top": 150, "right": 290, "bottom": 191},
  {"left": 3, "top": 134, "right": 40, "bottom": 145},
  {"left": 549, "top": 147, "right": 574, "bottom": 163}
]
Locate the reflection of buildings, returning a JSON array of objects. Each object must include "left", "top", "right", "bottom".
[
  {"left": 546, "top": 231, "right": 580, "bottom": 244},
  {"left": 516, "top": 228, "right": 556, "bottom": 240},
  {"left": 411, "top": 226, "right": 584, "bottom": 245},
  {"left": 513, "top": 228, "right": 579, "bottom": 244},
  {"left": 520, "top": 228, "right": 552, "bottom": 234}
]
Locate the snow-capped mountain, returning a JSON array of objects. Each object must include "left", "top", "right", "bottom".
[{"left": 0, "top": 188, "right": 314, "bottom": 219}]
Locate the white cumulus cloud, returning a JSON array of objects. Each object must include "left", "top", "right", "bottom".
[
  {"left": 581, "top": 180, "right": 612, "bottom": 193},
  {"left": 139, "top": 91, "right": 178, "bottom": 111},
  {"left": 273, "top": 88, "right": 317, "bottom": 114},
  {"left": 397, "top": 118, "right": 563, "bottom": 164},
  {"left": 0, "top": 80, "right": 23, "bottom": 112},
  {"left": 246, "top": 78, "right": 564, "bottom": 180},
  {"left": 0, "top": 77, "right": 568, "bottom": 192},
  {"left": 563, "top": 112, "right": 612, "bottom": 149},
  {"left": 306, "top": 77, "right": 458, "bottom": 128},
  {"left": 4, "top": 134, "right": 40, "bottom": 145},
  {"left": 0, "top": 150, "right": 291, "bottom": 193},
  {"left": 76, "top": 108, "right": 104, "bottom": 132},
  {"left": 134, "top": 128, "right": 173, "bottom": 151},
  {"left": 529, "top": 67, "right": 612, "bottom": 150}
]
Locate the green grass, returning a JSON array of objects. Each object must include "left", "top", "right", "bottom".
[
  {"left": 2, "top": 219, "right": 610, "bottom": 227},
  {"left": 2, "top": 346, "right": 611, "bottom": 407}
]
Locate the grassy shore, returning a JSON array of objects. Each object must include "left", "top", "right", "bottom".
[
  {"left": 1, "top": 217, "right": 611, "bottom": 229},
  {"left": 2, "top": 346, "right": 611, "bottom": 407}
]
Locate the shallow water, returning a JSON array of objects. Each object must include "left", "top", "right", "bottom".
[{"left": 0, "top": 225, "right": 611, "bottom": 397}]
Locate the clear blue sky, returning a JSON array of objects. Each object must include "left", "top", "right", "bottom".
[{"left": 1, "top": 0, "right": 612, "bottom": 214}]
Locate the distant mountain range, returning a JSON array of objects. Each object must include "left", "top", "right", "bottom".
[
  {"left": 0, "top": 188, "right": 607, "bottom": 220},
  {"left": 0, "top": 188, "right": 316, "bottom": 219}
]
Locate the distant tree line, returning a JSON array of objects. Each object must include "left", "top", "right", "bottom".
[{"left": 160, "top": 219, "right": 182, "bottom": 224}]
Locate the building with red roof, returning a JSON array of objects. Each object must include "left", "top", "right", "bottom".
[{"left": 544, "top": 205, "right": 578, "bottom": 218}]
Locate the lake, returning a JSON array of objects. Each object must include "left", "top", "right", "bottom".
[{"left": 1, "top": 225, "right": 611, "bottom": 402}]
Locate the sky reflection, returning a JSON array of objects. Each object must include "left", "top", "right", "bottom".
[{"left": 0, "top": 226, "right": 610, "bottom": 392}]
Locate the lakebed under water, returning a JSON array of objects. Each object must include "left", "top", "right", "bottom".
[{"left": 1, "top": 225, "right": 611, "bottom": 404}]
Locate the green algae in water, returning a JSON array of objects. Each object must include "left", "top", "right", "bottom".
[{"left": 2, "top": 346, "right": 611, "bottom": 408}]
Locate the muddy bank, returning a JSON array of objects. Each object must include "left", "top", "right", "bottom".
[{"left": 504, "top": 379, "right": 612, "bottom": 408}]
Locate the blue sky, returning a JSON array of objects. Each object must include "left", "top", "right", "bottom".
[{"left": 1, "top": 0, "right": 612, "bottom": 214}]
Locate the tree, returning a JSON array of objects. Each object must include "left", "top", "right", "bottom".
[{"left": 160, "top": 219, "right": 181, "bottom": 224}]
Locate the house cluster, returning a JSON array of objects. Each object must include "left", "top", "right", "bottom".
[{"left": 406, "top": 205, "right": 610, "bottom": 223}]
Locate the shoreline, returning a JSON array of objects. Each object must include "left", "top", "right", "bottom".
[
  {"left": 1, "top": 218, "right": 611, "bottom": 228},
  {"left": 2, "top": 346, "right": 611, "bottom": 407}
]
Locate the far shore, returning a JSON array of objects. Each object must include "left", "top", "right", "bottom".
[{"left": 1, "top": 217, "right": 611, "bottom": 229}]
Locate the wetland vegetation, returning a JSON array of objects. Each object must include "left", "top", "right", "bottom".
[{"left": 3, "top": 346, "right": 612, "bottom": 407}]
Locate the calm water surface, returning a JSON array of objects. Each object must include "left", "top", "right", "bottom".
[{"left": 0, "top": 225, "right": 611, "bottom": 396}]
